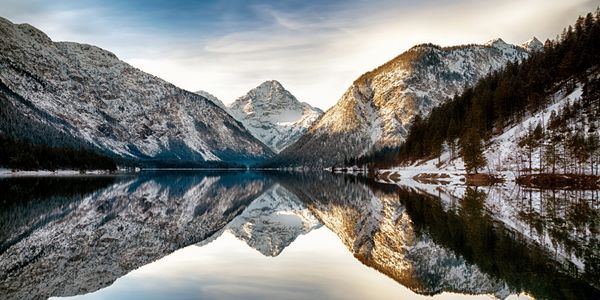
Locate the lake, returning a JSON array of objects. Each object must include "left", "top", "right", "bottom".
[{"left": 0, "top": 171, "right": 598, "bottom": 300}]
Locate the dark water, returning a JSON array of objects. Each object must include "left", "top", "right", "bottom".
[{"left": 0, "top": 171, "right": 598, "bottom": 300}]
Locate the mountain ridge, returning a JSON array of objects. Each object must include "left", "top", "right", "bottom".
[
  {"left": 277, "top": 39, "right": 532, "bottom": 167},
  {"left": 0, "top": 17, "right": 273, "bottom": 167},
  {"left": 200, "top": 80, "right": 323, "bottom": 153}
]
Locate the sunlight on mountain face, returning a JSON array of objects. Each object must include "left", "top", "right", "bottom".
[{"left": 55, "top": 228, "right": 517, "bottom": 300}]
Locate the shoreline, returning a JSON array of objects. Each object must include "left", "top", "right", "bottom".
[{"left": 0, "top": 169, "right": 125, "bottom": 178}]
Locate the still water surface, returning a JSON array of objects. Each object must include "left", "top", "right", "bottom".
[{"left": 0, "top": 171, "right": 598, "bottom": 300}]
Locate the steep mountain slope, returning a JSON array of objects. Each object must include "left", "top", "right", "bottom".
[
  {"left": 224, "top": 80, "right": 323, "bottom": 153},
  {"left": 0, "top": 17, "right": 272, "bottom": 166},
  {"left": 521, "top": 37, "right": 544, "bottom": 52},
  {"left": 0, "top": 83, "right": 117, "bottom": 170},
  {"left": 195, "top": 90, "right": 227, "bottom": 110},
  {"left": 380, "top": 12, "right": 600, "bottom": 173},
  {"left": 279, "top": 39, "right": 532, "bottom": 166}
]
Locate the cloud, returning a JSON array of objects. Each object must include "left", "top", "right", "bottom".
[
  {"left": 1, "top": 0, "right": 597, "bottom": 110},
  {"left": 141, "top": 0, "right": 595, "bottom": 110}
]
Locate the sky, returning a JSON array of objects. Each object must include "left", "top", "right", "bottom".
[{"left": 1, "top": 0, "right": 597, "bottom": 110}]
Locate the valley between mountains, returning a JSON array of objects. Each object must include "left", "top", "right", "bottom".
[{"left": 1, "top": 12, "right": 599, "bottom": 186}]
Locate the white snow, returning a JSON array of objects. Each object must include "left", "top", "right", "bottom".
[
  {"left": 224, "top": 80, "right": 323, "bottom": 153},
  {"left": 486, "top": 86, "right": 585, "bottom": 173}
]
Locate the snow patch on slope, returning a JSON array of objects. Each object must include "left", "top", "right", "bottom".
[{"left": 226, "top": 80, "right": 323, "bottom": 153}]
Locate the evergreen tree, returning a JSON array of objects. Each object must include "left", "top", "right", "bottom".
[
  {"left": 586, "top": 133, "right": 599, "bottom": 175},
  {"left": 544, "top": 133, "right": 560, "bottom": 175},
  {"left": 460, "top": 129, "right": 487, "bottom": 174},
  {"left": 339, "top": 11, "right": 600, "bottom": 170},
  {"left": 446, "top": 118, "right": 459, "bottom": 159}
]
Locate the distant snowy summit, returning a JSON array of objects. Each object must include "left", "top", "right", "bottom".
[
  {"left": 280, "top": 38, "right": 537, "bottom": 166},
  {"left": 485, "top": 37, "right": 544, "bottom": 53},
  {"left": 198, "top": 80, "right": 323, "bottom": 153},
  {"left": 520, "top": 37, "right": 544, "bottom": 52}
]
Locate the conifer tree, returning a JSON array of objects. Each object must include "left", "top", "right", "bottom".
[
  {"left": 460, "top": 129, "right": 487, "bottom": 174},
  {"left": 586, "top": 133, "right": 599, "bottom": 175}
]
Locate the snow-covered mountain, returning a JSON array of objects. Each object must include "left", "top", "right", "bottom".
[
  {"left": 520, "top": 37, "right": 544, "bottom": 52},
  {"left": 279, "top": 39, "right": 534, "bottom": 166},
  {"left": 0, "top": 17, "right": 272, "bottom": 165},
  {"left": 208, "top": 81, "right": 323, "bottom": 153},
  {"left": 198, "top": 183, "right": 321, "bottom": 256}
]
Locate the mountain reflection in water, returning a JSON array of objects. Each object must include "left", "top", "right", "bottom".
[{"left": 0, "top": 171, "right": 598, "bottom": 300}]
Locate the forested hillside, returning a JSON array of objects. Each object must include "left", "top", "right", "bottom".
[{"left": 354, "top": 10, "right": 600, "bottom": 175}]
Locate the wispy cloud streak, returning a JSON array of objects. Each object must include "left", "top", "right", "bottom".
[{"left": 1, "top": 0, "right": 597, "bottom": 109}]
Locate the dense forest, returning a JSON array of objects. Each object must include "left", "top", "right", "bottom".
[
  {"left": 353, "top": 10, "right": 600, "bottom": 174},
  {"left": 0, "top": 136, "right": 116, "bottom": 171}
]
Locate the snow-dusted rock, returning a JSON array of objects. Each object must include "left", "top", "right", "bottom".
[
  {"left": 281, "top": 39, "right": 532, "bottom": 166},
  {"left": 195, "top": 90, "right": 227, "bottom": 110},
  {"left": 221, "top": 80, "right": 323, "bottom": 153},
  {"left": 0, "top": 17, "right": 272, "bottom": 164},
  {"left": 520, "top": 37, "right": 544, "bottom": 52}
]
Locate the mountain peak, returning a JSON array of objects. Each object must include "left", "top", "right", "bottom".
[
  {"left": 280, "top": 39, "right": 530, "bottom": 166},
  {"left": 0, "top": 17, "right": 53, "bottom": 46},
  {"left": 485, "top": 38, "right": 509, "bottom": 48},
  {"left": 247, "top": 80, "right": 292, "bottom": 105},
  {"left": 227, "top": 80, "right": 323, "bottom": 153},
  {"left": 258, "top": 80, "right": 284, "bottom": 90},
  {"left": 235, "top": 80, "right": 298, "bottom": 107},
  {"left": 521, "top": 37, "right": 543, "bottom": 52},
  {"left": 0, "top": 17, "right": 273, "bottom": 164}
]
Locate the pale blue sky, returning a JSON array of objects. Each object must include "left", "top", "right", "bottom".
[{"left": 1, "top": 0, "right": 597, "bottom": 109}]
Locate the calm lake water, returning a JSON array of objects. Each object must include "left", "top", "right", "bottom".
[{"left": 0, "top": 171, "right": 598, "bottom": 300}]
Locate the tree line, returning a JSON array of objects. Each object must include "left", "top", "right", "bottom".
[
  {"left": 0, "top": 135, "right": 116, "bottom": 171},
  {"left": 352, "top": 9, "right": 600, "bottom": 174}
]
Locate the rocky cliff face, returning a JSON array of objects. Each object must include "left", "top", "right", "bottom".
[
  {"left": 0, "top": 17, "right": 272, "bottom": 165},
  {"left": 521, "top": 37, "right": 544, "bottom": 52},
  {"left": 280, "top": 39, "right": 533, "bottom": 166},
  {"left": 220, "top": 80, "right": 323, "bottom": 153}
]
